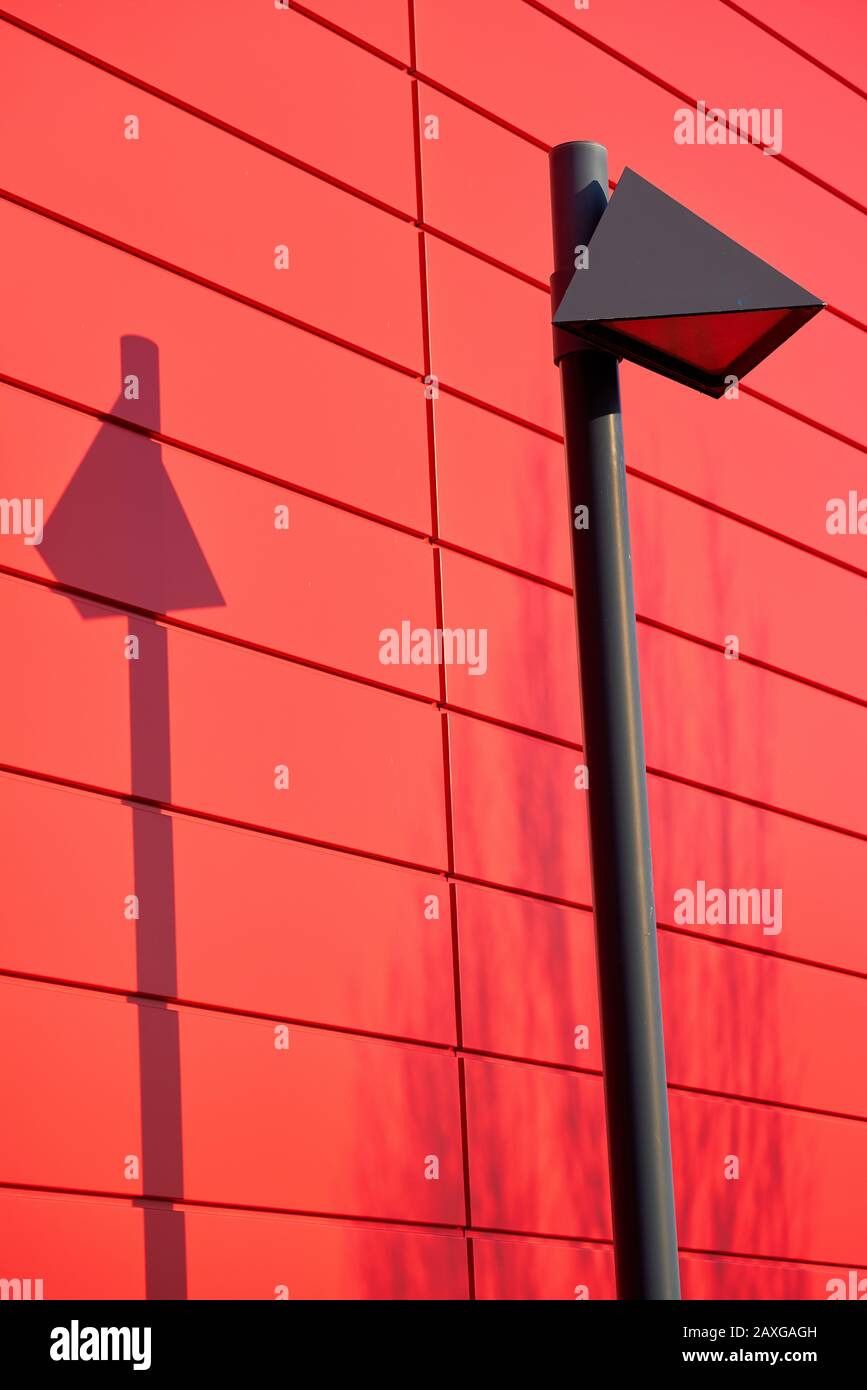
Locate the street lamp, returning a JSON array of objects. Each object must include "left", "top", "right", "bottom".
[{"left": 549, "top": 142, "right": 823, "bottom": 1300}]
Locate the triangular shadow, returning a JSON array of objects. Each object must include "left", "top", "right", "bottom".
[{"left": 40, "top": 335, "right": 224, "bottom": 618}]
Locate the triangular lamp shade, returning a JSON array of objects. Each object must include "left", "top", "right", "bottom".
[{"left": 553, "top": 169, "right": 824, "bottom": 396}]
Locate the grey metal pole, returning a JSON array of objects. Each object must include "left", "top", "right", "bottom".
[{"left": 549, "top": 141, "right": 680, "bottom": 1300}]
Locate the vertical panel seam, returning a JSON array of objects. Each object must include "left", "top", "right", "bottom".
[{"left": 408, "top": 0, "right": 475, "bottom": 1297}]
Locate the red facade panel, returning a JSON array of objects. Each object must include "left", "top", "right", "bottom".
[
  {"left": 669, "top": 1088, "right": 867, "bottom": 1266},
  {"left": 435, "top": 331, "right": 867, "bottom": 582},
  {"left": 184, "top": 1207, "right": 467, "bottom": 1300},
  {"left": 449, "top": 640, "right": 867, "bottom": 903},
  {"left": 537, "top": 0, "right": 867, "bottom": 205},
  {"left": 0, "top": 771, "right": 456, "bottom": 1044},
  {"left": 457, "top": 882, "right": 602, "bottom": 1070},
  {"left": 448, "top": 710, "right": 592, "bottom": 901},
  {"left": 0, "top": 199, "right": 431, "bottom": 531},
  {"left": 630, "top": 474, "right": 867, "bottom": 702},
  {"left": 0, "top": 4, "right": 416, "bottom": 210},
  {"left": 426, "top": 232, "right": 560, "bottom": 432},
  {"left": 416, "top": 81, "right": 551, "bottom": 278},
  {"left": 0, "top": 1189, "right": 468, "bottom": 1299},
  {"left": 473, "top": 1233, "right": 855, "bottom": 1301},
  {"left": 440, "top": 549, "right": 580, "bottom": 740},
  {"left": 0, "top": 573, "right": 448, "bottom": 866},
  {"left": 679, "top": 1251, "right": 857, "bottom": 1302},
  {"left": 648, "top": 776, "right": 867, "bottom": 975},
  {"left": 639, "top": 622, "right": 867, "bottom": 832},
  {"left": 473, "top": 1233, "right": 616, "bottom": 1300},
  {"left": 0, "top": 976, "right": 465, "bottom": 1223},
  {"left": 0, "top": 1190, "right": 148, "bottom": 1300},
  {"left": 434, "top": 391, "right": 571, "bottom": 586},
  {"left": 293, "top": 0, "right": 411, "bottom": 64},
  {"left": 464, "top": 1055, "right": 612, "bottom": 1240},
  {"left": 733, "top": 0, "right": 865, "bottom": 93},
  {"left": 178, "top": 1002, "right": 464, "bottom": 1221},
  {"left": 741, "top": 307, "right": 862, "bottom": 444},
  {"left": 621, "top": 365, "right": 867, "bottom": 573},
  {"left": 455, "top": 874, "right": 867, "bottom": 1121},
  {"left": 0, "top": 384, "right": 439, "bottom": 696},
  {"left": 659, "top": 932, "right": 867, "bottom": 1118},
  {"left": 0, "top": 23, "right": 422, "bottom": 370},
  {"left": 435, "top": 404, "right": 867, "bottom": 704},
  {"left": 466, "top": 1054, "right": 867, "bottom": 1265},
  {"left": 0, "top": 977, "right": 143, "bottom": 1195}
]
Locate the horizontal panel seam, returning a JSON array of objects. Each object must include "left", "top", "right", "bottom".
[
  {"left": 0, "top": 12, "right": 416, "bottom": 223},
  {"left": 3, "top": 187, "right": 865, "bottom": 461},
  {"left": 437, "top": 372, "right": 867, "bottom": 458},
  {"left": 0, "top": 188, "right": 423, "bottom": 380},
  {"left": 3, "top": 0, "right": 863, "bottom": 302},
  {"left": 421, "top": 216, "right": 865, "bottom": 338},
  {"left": 0, "top": 373, "right": 432, "bottom": 541},
  {"left": 4, "top": 537, "right": 867, "bottom": 737},
  {"left": 2, "top": 581, "right": 867, "bottom": 838},
  {"left": 0, "top": 1179, "right": 468, "bottom": 1238},
  {"left": 1, "top": 969, "right": 865, "bottom": 1125},
  {"left": 11, "top": 368, "right": 867, "bottom": 598},
  {"left": 522, "top": 0, "right": 867, "bottom": 217},
  {"left": 284, "top": 0, "right": 409, "bottom": 70},
  {"left": 719, "top": 0, "right": 867, "bottom": 102},
  {"left": 0, "top": 764, "right": 865, "bottom": 982},
  {"left": 1, "top": 1181, "right": 860, "bottom": 1270}
]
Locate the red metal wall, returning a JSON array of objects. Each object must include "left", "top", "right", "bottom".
[{"left": 1, "top": 0, "right": 865, "bottom": 1299}]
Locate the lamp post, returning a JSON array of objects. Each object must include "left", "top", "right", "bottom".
[
  {"left": 550, "top": 141, "right": 680, "bottom": 1301},
  {"left": 549, "top": 141, "right": 823, "bottom": 1300}
]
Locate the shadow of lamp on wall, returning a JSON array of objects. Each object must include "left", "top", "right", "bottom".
[
  {"left": 40, "top": 335, "right": 225, "bottom": 1299},
  {"left": 549, "top": 147, "right": 824, "bottom": 1300}
]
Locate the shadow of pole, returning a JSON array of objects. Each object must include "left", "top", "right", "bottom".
[
  {"left": 129, "top": 616, "right": 187, "bottom": 1298},
  {"left": 40, "top": 335, "right": 225, "bottom": 1299}
]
